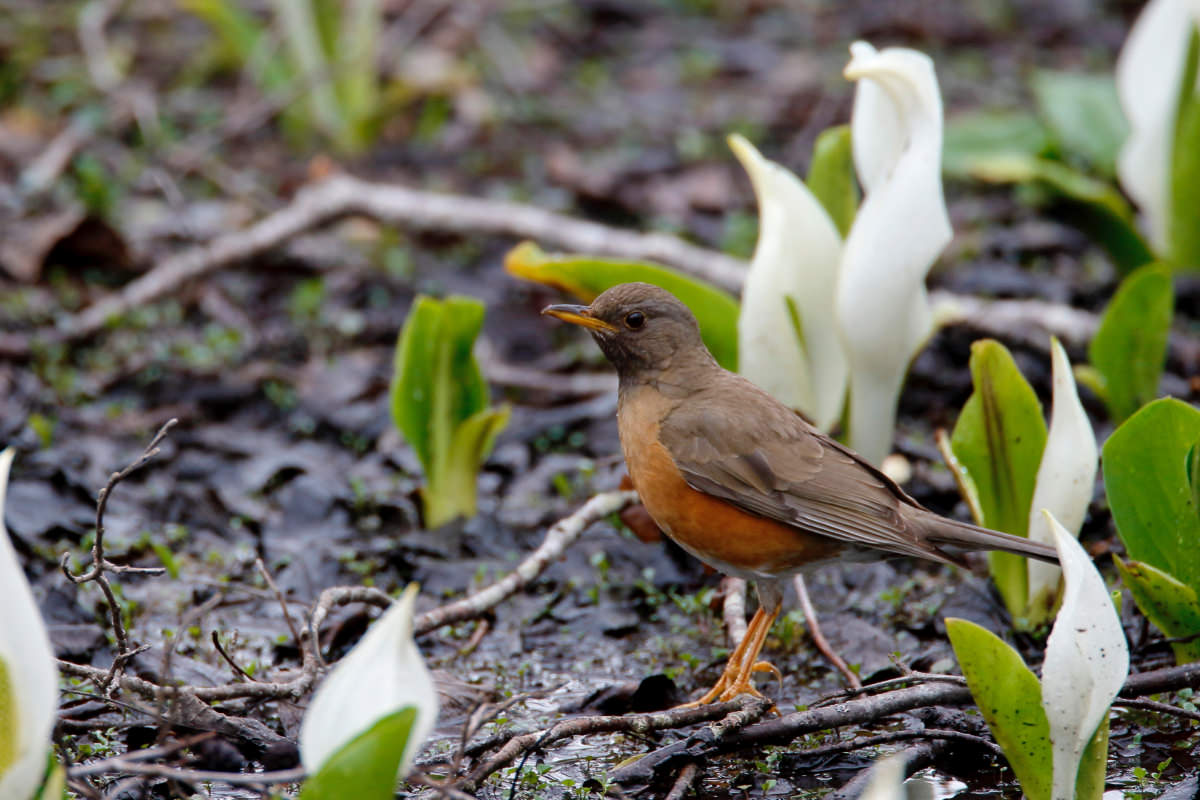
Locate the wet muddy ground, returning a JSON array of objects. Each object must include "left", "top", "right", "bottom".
[{"left": 2, "top": 1, "right": 1199, "bottom": 797}]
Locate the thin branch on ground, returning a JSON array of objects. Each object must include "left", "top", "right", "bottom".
[
  {"left": 210, "top": 631, "right": 260, "bottom": 683},
  {"left": 68, "top": 759, "right": 306, "bottom": 786},
  {"left": 463, "top": 697, "right": 766, "bottom": 791},
  {"left": 413, "top": 490, "right": 637, "bottom": 636},
  {"left": 2, "top": 174, "right": 1166, "bottom": 368},
  {"left": 607, "top": 660, "right": 1200, "bottom": 787},
  {"left": 664, "top": 762, "right": 701, "bottom": 800},
  {"left": 1114, "top": 697, "right": 1200, "bottom": 723},
  {"left": 59, "top": 418, "right": 175, "bottom": 691},
  {"left": 309, "top": 490, "right": 635, "bottom": 645},
  {"left": 798, "top": 727, "right": 1004, "bottom": 761}
]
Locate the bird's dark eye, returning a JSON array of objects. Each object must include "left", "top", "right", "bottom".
[{"left": 624, "top": 311, "right": 646, "bottom": 330}]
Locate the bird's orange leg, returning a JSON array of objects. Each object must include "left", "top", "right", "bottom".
[
  {"left": 681, "top": 603, "right": 782, "bottom": 706},
  {"left": 717, "top": 602, "right": 781, "bottom": 702}
]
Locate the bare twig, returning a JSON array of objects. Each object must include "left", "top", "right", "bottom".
[
  {"left": 798, "top": 727, "right": 1004, "bottom": 761},
  {"left": 69, "top": 760, "right": 306, "bottom": 786},
  {"left": 610, "top": 660, "right": 1200, "bottom": 786},
  {"left": 211, "top": 631, "right": 260, "bottom": 683},
  {"left": 413, "top": 490, "right": 637, "bottom": 636},
  {"left": 60, "top": 419, "right": 175, "bottom": 690},
  {"left": 1114, "top": 697, "right": 1200, "bottom": 723},
  {"left": 67, "top": 732, "right": 219, "bottom": 776},
  {"left": 16, "top": 175, "right": 740, "bottom": 352},
  {"left": 12, "top": 171, "right": 1190, "bottom": 369},
  {"left": 794, "top": 574, "right": 862, "bottom": 690},
  {"left": 665, "top": 762, "right": 701, "bottom": 800},
  {"left": 463, "top": 697, "right": 760, "bottom": 790}
]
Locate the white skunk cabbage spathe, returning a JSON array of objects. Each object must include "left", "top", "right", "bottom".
[
  {"left": 0, "top": 448, "right": 58, "bottom": 800},
  {"left": 300, "top": 583, "right": 438, "bottom": 779},
  {"left": 858, "top": 753, "right": 906, "bottom": 800},
  {"left": 838, "top": 41, "right": 952, "bottom": 466},
  {"left": 1041, "top": 511, "right": 1128, "bottom": 800},
  {"left": 1026, "top": 339, "right": 1097, "bottom": 618},
  {"left": 1115, "top": 0, "right": 1200, "bottom": 252},
  {"left": 730, "top": 134, "right": 848, "bottom": 431}
]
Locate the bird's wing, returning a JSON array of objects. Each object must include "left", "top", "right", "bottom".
[{"left": 659, "top": 377, "right": 952, "bottom": 563}]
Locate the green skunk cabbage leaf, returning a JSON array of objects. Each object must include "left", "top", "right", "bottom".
[
  {"left": 942, "top": 110, "right": 1052, "bottom": 179},
  {"left": 390, "top": 296, "right": 506, "bottom": 527},
  {"left": 960, "top": 153, "right": 1153, "bottom": 273},
  {"left": 1170, "top": 29, "right": 1200, "bottom": 270},
  {"left": 423, "top": 406, "right": 511, "bottom": 528},
  {"left": 301, "top": 708, "right": 417, "bottom": 800},
  {"left": 805, "top": 125, "right": 857, "bottom": 237},
  {"left": 1188, "top": 441, "right": 1200, "bottom": 524},
  {"left": 1103, "top": 399, "right": 1200, "bottom": 587},
  {"left": 391, "top": 295, "right": 488, "bottom": 472},
  {"left": 946, "top": 618, "right": 1051, "bottom": 800},
  {"left": 1114, "top": 557, "right": 1200, "bottom": 664},
  {"left": 1086, "top": 264, "right": 1174, "bottom": 423},
  {"left": 505, "top": 241, "right": 741, "bottom": 370},
  {"left": 1030, "top": 70, "right": 1127, "bottom": 176},
  {"left": 949, "top": 340, "right": 1046, "bottom": 617}
]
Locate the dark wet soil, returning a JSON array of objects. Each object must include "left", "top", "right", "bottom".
[{"left": 2, "top": 1, "right": 1198, "bottom": 798}]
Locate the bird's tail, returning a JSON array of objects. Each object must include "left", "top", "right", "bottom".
[{"left": 921, "top": 516, "right": 1060, "bottom": 565}]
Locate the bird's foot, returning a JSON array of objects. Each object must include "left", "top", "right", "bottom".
[{"left": 676, "top": 659, "right": 782, "bottom": 709}]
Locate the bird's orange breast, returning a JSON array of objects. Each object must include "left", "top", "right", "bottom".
[{"left": 618, "top": 389, "right": 845, "bottom": 578}]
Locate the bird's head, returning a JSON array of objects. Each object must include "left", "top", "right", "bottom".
[{"left": 542, "top": 282, "right": 713, "bottom": 381}]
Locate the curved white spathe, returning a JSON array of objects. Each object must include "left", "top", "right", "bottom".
[
  {"left": 1115, "top": 0, "right": 1200, "bottom": 253},
  {"left": 1026, "top": 338, "right": 1097, "bottom": 620},
  {"left": 730, "top": 134, "right": 848, "bottom": 431},
  {"left": 1041, "top": 511, "right": 1129, "bottom": 800},
  {"left": 300, "top": 583, "right": 438, "bottom": 779},
  {"left": 0, "top": 448, "right": 58, "bottom": 800},
  {"left": 858, "top": 753, "right": 906, "bottom": 800},
  {"left": 838, "top": 41, "right": 952, "bottom": 465}
]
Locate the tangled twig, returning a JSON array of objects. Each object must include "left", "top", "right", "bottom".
[{"left": 59, "top": 418, "right": 175, "bottom": 690}]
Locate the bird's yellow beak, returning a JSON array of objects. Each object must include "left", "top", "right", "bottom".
[{"left": 541, "top": 304, "right": 619, "bottom": 333}]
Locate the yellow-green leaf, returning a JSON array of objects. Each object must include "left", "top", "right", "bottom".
[
  {"left": 948, "top": 340, "right": 1047, "bottom": 618},
  {"left": 946, "top": 618, "right": 1051, "bottom": 800},
  {"left": 301, "top": 707, "right": 417, "bottom": 800},
  {"left": 1087, "top": 264, "right": 1174, "bottom": 423},
  {"left": 805, "top": 125, "right": 857, "bottom": 237},
  {"left": 1104, "top": 398, "right": 1200, "bottom": 595},
  {"left": 1169, "top": 28, "right": 1200, "bottom": 270},
  {"left": 961, "top": 153, "right": 1153, "bottom": 273},
  {"left": 505, "top": 241, "right": 741, "bottom": 370},
  {"left": 943, "top": 110, "right": 1052, "bottom": 179},
  {"left": 1030, "top": 70, "right": 1127, "bottom": 176},
  {"left": 1115, "top": 557, "right": 1200, "bottom": 663}
]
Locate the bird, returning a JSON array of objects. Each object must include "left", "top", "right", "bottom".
[{"left": 542, "top": 282, "right": 1058, "bottom": 705}]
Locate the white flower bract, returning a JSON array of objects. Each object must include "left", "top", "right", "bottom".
[
  {"left": 300, "top": 583, "right": 438, "bottom": 779},
  {"left": 838, "top": 41, "right": 952, "bottom": 465},
  {"left": 1041, "top": 511, "right": 1129, "bottom": 800},
  {"left": 0, "top": 448, "right": 59, "bottom": 800},
  {"left": 730, "top": 133, "right": 847, "bottom": 431},
  {"left": 1115, "top": 0, "right": 1200, "bottom": 252},
  {"left": 1026, "top": 339, "right": 1097, "bottom": 617}
]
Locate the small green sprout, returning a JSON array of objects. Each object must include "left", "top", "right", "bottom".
[{"left": 389, "top": 295, "right": 509, "bottom": 528}]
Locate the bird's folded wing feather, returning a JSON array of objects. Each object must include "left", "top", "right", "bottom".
[{"left": 660, "top": 384, "right": 948, "bottom": 562}]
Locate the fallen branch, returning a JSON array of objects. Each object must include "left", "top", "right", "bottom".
[
  {"left": 59, "top": 419, "right": 174, "bottom": 691},
  {"left": 6, "top": 173, "right": 1176, "bottom": 367},
  {"left": 308, "top": 490, "right": 636, "bottom": 642},
  {"left": 608, "top": 659, "right": 1200, "bottom": 787},
  {"left": 413, "top": 489, "right": 637, "bottom": 636},
  {"left": 462, "top": 696, "right": 768, "bottom": 791}
]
